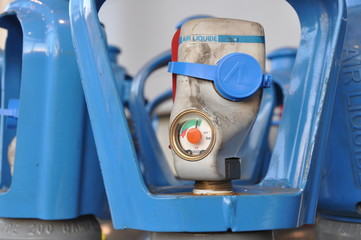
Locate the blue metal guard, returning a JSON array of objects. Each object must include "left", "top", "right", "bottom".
[
  {"left": 146, "top": 89, "right": 173, "bottom": 116},
  {"left": 70, "top": 0, "right": 346, "bottom": 232},
  {"left": 128, "top": 51, "right": 181, "bottom": 188},
  {"left": 318, "top": 0, "right": 361, "bottom": 223},
  {"left": 0, "top": 0, "right": 108, "bottom": 220},
  {"left": 234, "top": 86, "right": 275, "bottom": 185}
]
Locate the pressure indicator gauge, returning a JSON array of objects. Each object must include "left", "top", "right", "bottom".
[{"left": 170, "top": 110, "right": 216, "bottom": 161}]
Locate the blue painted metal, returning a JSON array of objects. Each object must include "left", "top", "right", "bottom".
[
  {"left": 235, "top": 48, "right": 295, "bottom": 185},
  {"left": 0, "top": 49, "right": 8, "bottom": 188},
  {"left": 0, "top": 13, "right": 21, "bottom": 190},
  {"left": 236, "top": 48, "right": 297, "bottom": 185},
  {"left": 318, "top": 0, "right": 361, "bottom": 223},
  {"left": 147, "top": 89, "right": 172, "bottom": 116},
  {"left": 70, "top": 0, "right": 346, "bottom": 232},
  {"left": 146, "top": 89, "right": 172, "bottom": 135},
  {"left": 265, "top": 0, "right": 346, "bottom": 224},
  {"left": 129, "top": 51, "right": 179, "bottom": 188},
  {"left": 267, "top": 48, "right": 297, "bottom": 101},
  {"left": 235, "top": 87, "right": 275, "bottom": 185},
  {"left": 108, "top": 45, "right": 131, "bottom": 105},
  {"left": 267, "top": 47, "right": 297, "bottom": 128},
  {"left": 0, "top": 0, "right": 108, "bottom": 219}
]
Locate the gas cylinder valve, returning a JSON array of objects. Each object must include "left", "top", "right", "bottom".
[{"left": 169, "top": 18, "right": 269, "bottom": 194}]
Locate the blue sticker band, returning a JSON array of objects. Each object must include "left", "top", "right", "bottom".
[
  {"left": 218, "top": 35, "right": 265, "bottom": 43},
  {"left": 179, "top": 35, "right": 265, "bottom": 44}
]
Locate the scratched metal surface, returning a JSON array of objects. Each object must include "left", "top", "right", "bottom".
[{"left": 318, "top": 0, "right": 361, "bottom": 223}]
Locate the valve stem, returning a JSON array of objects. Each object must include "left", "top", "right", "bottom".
[{"left": 193, "top": 181, "right": 233, "bottom": 195}]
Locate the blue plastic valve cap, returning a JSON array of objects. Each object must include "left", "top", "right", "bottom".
[
  {"left": 168, "top": 52, "right": 270, "bottom": 101},
  {"left": 215, "top": 53, "right": 263, "bottom": 101}
]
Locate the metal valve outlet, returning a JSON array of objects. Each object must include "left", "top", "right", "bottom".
[{"left": 169, "top": 18, "right": 268, "bottom": 194}]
